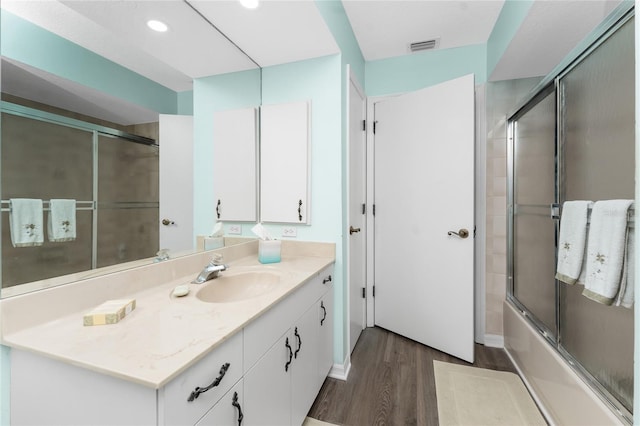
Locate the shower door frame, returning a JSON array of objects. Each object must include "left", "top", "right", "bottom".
[
  {"left": 0, "top": 101, "right": 158, "bottom": 288},
  {"left": 506, "top": 6, "right": 635, "bottom": 424}
]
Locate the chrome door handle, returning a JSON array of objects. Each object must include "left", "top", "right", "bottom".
[
  {"left": 448, "top": 228, "right": 469, "bottom": 239},
  {"left": 162, "top": 219, "right": 175, "bottom": 226},
  {"left": 349, "top": 226, "right": 361, "bottom": 235}
]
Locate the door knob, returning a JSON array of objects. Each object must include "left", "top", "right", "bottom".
[
  {"left": 448, "top": 228, "right": 469, "bottom": 238},
  {"left": 162, "top": 219, "right": 175, "bottom": 226},
  {"left": 349, "top": 226, "right": 361, "bottom": 235}
]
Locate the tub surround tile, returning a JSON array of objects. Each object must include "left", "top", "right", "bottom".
[{"left": 0, "top": 240, "right": 335, "bottom": 389}]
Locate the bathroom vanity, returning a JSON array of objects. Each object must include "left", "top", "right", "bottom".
[{"left": 1, "top": 240, "right": 335, "bottom": 425}]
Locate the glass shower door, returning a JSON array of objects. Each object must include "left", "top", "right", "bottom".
[{"left": 510, "top": 88, "right": 557, "bottom": 337}]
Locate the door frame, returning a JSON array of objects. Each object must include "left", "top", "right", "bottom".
[
  {"left": 366, "top": 87, "right": 486, "bottom": 342},
  {"left": 346, "top": 66, "right": 367, "bottom": 354}
]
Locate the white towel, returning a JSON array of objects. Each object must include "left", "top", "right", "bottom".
[
  {"left": 555, "top": 200, "right": 592, "bottom": 284},
  {"left": 9, "top": 198, "right": 44, "bottom": 247},
  {"left": 48, "top": 199, "right": 76, "bottom": 242},
  {"left": 615, "top": 225, "right": 635, "bottom": 308},
  {"left": 583, "top": 200, "right": 634, "bottom": 305}
]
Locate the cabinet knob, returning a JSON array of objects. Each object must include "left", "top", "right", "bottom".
[
  {"left": 320, "top": 301, "right": 327, "bottom": 326},
  {"left": 298, "top": 200, "right": 303, "bottom": 222},
  {"left": 187, "top": 362, "right": 230, "bottom": 402},
  {"left": 232, "top": 392, "right": 244, "bottom": 426},
  {"left": 322, "top": 275, "right": 332, "bottom": 285},
  {"left": 216, "top": 199, "right": 221, "bottom": 219},
  {"left": 285, "top": 338, "right": 293, "bottom": 372},
  {"left": 294, "top": 327, "right": 302, "bottom": 359}
]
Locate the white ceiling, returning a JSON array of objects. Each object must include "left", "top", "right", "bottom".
[
  {"left": 0, "top": 0, "right": 626, "bottom": 125},
  {"left": 342, "top": 0, "right": 505, "bottom": 61}
]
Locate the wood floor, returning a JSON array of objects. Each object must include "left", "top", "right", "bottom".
[{"left": 307, "top": 327, "right": 517, "bottom": 426}]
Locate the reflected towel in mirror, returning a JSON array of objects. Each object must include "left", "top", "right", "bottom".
[
  {"left": 48, "top": 199, "right": 76, "bottom": 242},
  {"left": 9, "top": 198, "right": 44, "bottom": 247}
]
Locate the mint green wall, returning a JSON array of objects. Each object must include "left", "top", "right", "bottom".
[
  {"left": 366, "top": 43, "right": 487, "bottom": 97},
  {"left": 315, "top": 0, "right": 365, "bottom": 84},
  {"left": 192, "top": 68, "right": 261, "bottom": 239},
  {"left": 177, "top": 91, "right": 194, "bottom": 115},
  {"left": 261, "top": 54, "right": 345, "bottom": 364},
  {"left": 1, "top": 10, "right": 177, "bottom": 114},
  {"left": 486, "top": 0, "right": 534, "bottom": 79},
  {"left": 315, "top": 0, "right": 366, "bottom": 364}
]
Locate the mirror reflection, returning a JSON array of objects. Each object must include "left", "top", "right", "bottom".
[{"left": 0, "top": 1, "right": 259, "bottom": 297}]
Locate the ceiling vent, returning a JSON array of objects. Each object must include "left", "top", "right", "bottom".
[{"left": 409, "top": 38, "right": 440, "bottom": 53}]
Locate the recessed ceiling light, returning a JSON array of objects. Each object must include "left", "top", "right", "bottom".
[
  {"left": 239, "top": 0, "right": 259, "bottom": 9},
  {"left": 147, "top": 20, "right": 168, "bottom": 33}
]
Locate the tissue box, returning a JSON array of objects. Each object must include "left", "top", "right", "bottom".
[
  {"left": 259, "top": 240, "right": 281, "bottom": 264},
  {"left": 204, "top": 236, "right": 224, "bottom": 250},
  {"left": 83, "top": 299, "right": 136, "bottom": 326}
]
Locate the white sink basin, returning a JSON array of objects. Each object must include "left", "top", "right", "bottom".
[{"left": 196, "top": 271, "right": 281, "bottom": 303}]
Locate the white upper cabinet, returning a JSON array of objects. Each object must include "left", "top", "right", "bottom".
[
  {"left": 260, "top": 101, "right": 311, "bottom": 224},
  {"left": 212, "top": 107, "right": 258, "bottom": 222}
]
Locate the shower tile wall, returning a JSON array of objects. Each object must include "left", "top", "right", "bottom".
[{"left": 485, "top": 77, "right": 542, "bottom": 337}]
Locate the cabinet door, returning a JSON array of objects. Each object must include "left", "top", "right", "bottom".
[
  {"left": 260, "top": 101, "right": 310, "bottom": 224},
  {"left": 213, "top": 107, "right": 258, "bottom": 222},
  {"left": 291, "top": 304, "right": 320, "bottom": 426},
  {"left": 197, "top": 380, "right": 244, "bottom": 426},
  {"left": 244, "top": 334, "right": 292, "bottom": 426},
  {"left": 318, "top": 284, "right": 334, "bottom": 388}
]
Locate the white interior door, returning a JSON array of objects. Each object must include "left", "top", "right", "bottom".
[
  {"left": 374, "top": 74, "right": 475, "bottom": 362},
  {"left": 348, "top": 72, "right": 367, "bottom": 354},
  {"left": 159, "top": 114, "right": 194, "bottom": 253}
]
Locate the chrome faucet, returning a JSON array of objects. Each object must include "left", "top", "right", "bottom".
[{"left": 192, "top": 258, "right": 228, "bottom": 284}]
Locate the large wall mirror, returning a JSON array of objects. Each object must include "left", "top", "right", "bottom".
[{"left": 0, "top": 0, "right": 262, "bottom": 297}]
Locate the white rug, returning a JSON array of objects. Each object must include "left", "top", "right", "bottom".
[
  {"left": 434, "top": 360, "right": 546, "bottom": 426},
  {"left": 303, "top": 417, "right": 339, "bottom": 426}
]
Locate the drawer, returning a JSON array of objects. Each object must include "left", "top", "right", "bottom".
[{"left": 161, "top": 331, "right": 243, "bottom": 426}]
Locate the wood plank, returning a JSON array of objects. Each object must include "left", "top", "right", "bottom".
[{"left": 308, "top": 327, "right": 517, "bottom": 425}]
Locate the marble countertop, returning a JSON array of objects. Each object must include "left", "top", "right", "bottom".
[{"left": 2, "top": 251, "right": 334, "bottom": 388}]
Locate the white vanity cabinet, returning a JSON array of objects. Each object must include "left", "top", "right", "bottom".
[
  {"left": 9, "top": 264, "right": 334, "bottom": 426},
  {"left": 212, "top": 107, "right": 258, "bottom": 222},
  {"left": 260, "top": 101, "right": 311, "bottom": 224}
]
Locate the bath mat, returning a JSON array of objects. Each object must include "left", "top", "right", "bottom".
[
  {"left": 303, "top": 417, "right": 340, "bottom": 426},
  {"left": 433, "top": 360, "right": 546, "bottom": 426}
]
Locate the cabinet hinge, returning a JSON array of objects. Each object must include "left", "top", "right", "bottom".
[
  {"left": 362, "top": 287, "right": 366, "bottom": 298},
  {"left": 362, "top": 120, "right": 366, "bottom": 132},
  {"left": 361, "top": 203, "right": 366, "bottom": 215}
]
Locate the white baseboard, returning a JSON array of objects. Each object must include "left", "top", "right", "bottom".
[
  {"left": 328, "top": 356, "right": 351, "bottom": 381},
  {"left": 484, "top": 334, "right": 504, "bottom": 348}
]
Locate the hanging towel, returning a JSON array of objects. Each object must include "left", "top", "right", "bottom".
[
  {"left": 9, "top": 198, "right": 44, "bottom": 247},
  {"left": 48, "top": 199, "right": 76, "bottom": 242},
  {"left": 555, "top": 200, "right": 593, "bottom": 284},
  {"left": 583, "top": 200, "right": 634, "bottom": 305},
  {"left": 615, "top": 225, "right": 635, "bottom": 308}
]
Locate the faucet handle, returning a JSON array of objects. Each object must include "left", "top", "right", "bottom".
[{"left": 210, "top": 253, "right": 223, "bottom": 264}]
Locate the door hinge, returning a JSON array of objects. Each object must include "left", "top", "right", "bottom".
[
  {"left": 362, "top": 287, "right": 366, "bottom": 298},
  {"left": 373, "top": 204, "right": 376, "bottom": 216},
  {"left": 373, "top": 286, "right": 376, "bottom": 297},
  {"left": 373, "top": 121, "right": 377, "bottom": 134},
  {"left": 362, "top": 120, "right": 366, "bottom": 132},
  {"left": 361, "top": 203, "right": 366, "bottom": 215}
]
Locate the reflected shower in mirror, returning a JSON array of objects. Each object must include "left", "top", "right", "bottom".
[{"left": 0, "top": 0, "right": 260, "bottom": 297}]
